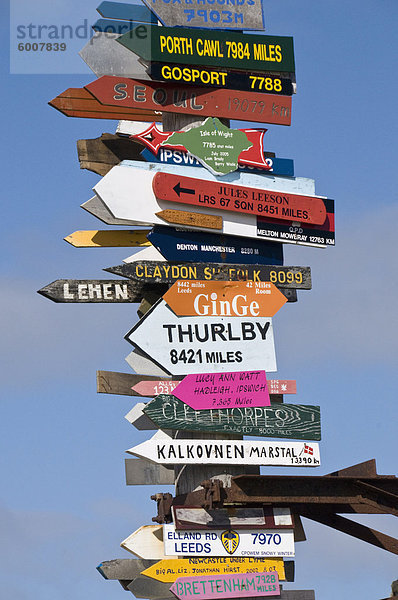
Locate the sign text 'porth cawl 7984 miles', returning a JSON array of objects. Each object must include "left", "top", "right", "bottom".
[{"left": 124, "top": 299, "right": 277, "bottom": 375}]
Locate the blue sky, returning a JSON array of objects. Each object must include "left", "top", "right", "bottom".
[{"left": 1, "top": 1, "right": 398, "bottom": 599}]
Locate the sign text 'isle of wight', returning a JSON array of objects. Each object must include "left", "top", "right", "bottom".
[
  {"left": 141, "top": 557, "right": 287, "bottom": 583},
  {"left": 170, "top": 572, "right": 280, "bottom": 600},
  {"left": 128, "top": 434, "right": 321, "bottom": 467},
  {"left": 163, "top": 523, "right": 295, "bottom": 557},
  {"left": 85, "top": 77, "right": 292, "bottom": 126},
  {"left": 153, "top": 172, "right": 327, "bottom": 225},
  {"left": 106, "top": 262, "right": 312, "bottom": 289},
  {"left": 125, "top": 299, "right": 277, "bottom": 375},
  {"left": 171, "top": 370, "right": 271, "bottom": 410},
  {"left": 117, "top": 26, "right": 295, "bottom": 73},
  {"left": 163, "top": 281, "right": 287, "bottom": 318},
  {"left": 133, "top": 119, "right": 274, "bottom": 175},
  {"left": 142, "top": 395, "right": 321, "bottom": 440},
  {"left": 140, "top": 0, "right": 264, "bottom": 30}
]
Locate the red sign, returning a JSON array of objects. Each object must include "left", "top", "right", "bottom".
[
  {"left": 267, "top": 380, "right": 297, "bottom": 394},
  {"left": 132, "top": 122, "right": 272, "bottom": 171},
  {"left": 153, "top": 172, "right": 327, "bottom": 225},
  {"left": 85, "top": 77, "right": 292, "bottom": 125}
]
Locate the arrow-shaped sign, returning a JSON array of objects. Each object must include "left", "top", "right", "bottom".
[
  {"left": 172, "top": 506, "right": 293, "bottom": 530},
  {"left": 64, "top": 229, "right": 150, "bottom": 248},
  {"left": 131, "top": 378, "right": 296, "bottom": 398},
  {"left": 141, "top": 557, "right": 291, "bottom": 583},
  {"left": 125, "top": 299, "right": 277, "bottom": 375},
  {"left": 104, "top": 262, "right": 312, "bottom": 290},
  {"left": 121, "top": 525, "right": 173, "bottom": 559},
  {"left": 37, "top": 279, "right": 161, "bottom": 303},
  {"left": 128, "top": 431, "right": 320, "bottom": 466},
  {"left": 96, "top": 1, "right": 158, "bottom": 23},
  {"left": 85, "top": 76, "right": 292, "bottom": 126},
  {"left": 139, "top": 395, "right": 321, "bottom": 440},
  {"left": 170, "top": 572, "right": 280, "bottom": 600},
  {"left": 163, "top": 281, "right": 287, "bottom": 318},
  {"left": 93, "top": 162, "right": 334, "bottom": 248},
  {"left": 153, "top": 172, "right": 327, "bottom": 225},
  {"left": 116, "top": 25, "right": 295, "bottom": 73},
  {"left": 156, "top": 210, "right": 223, "bottom": 230}
]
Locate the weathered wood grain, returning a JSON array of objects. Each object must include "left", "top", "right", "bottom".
[
  {"left": 37, "top": 280, "right": 164, "bottom": 303},
  {"left": 77, "top": 133, "right": 144, "bottom": 176},
  {"left": 125, "top": 458, "right": 175, "bottom": 485},
  {"left": 97, "top": 371, "right": 177, "bottom": 396},
  {"left": 156, "top": 210, "right": 223, "bottom": 230}
]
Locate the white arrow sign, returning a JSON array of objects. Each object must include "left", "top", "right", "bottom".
[
  {"left": 126, "top": 348, "right": 172, "bottom": 377},
  {"left": 127, "top": 431, "right": 321, "bottom": 467},
  {"left": 163, "top": 523, "right": 295, "bottom": 557},
  {"left": 121, "top": 524, "right": 176, "bottom": 559},
  {"left": 79, "top": 32, "right": 151, "bottom": 79},
  {"left": 125, "top": 299, "right": 277, "bottom": 375},
  {"left": 93, "top": 161, "right": 322, "bottom": 246}
]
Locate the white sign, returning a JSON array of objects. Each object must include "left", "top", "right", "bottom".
[
  {"left": 121, "top": 525, "right": 174, "bottom": 559},
  {"left": 127, "top": 432, "right": 321, "bottom": 467},
  {"left": 93, "top": 161, "right": 322, "bottom": 247},
  {"left": 163, "top": 523, "right": 295, "bottom": 558},
  {"left": 125, "top": 299, "right": 277, "bottom": 375}
]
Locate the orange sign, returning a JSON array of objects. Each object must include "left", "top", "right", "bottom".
[{"left": 163, "top": 280, "right": 287, "bottom": 317}]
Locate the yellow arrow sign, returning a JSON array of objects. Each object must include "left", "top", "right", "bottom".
[
  {"left": 64, "top": 230, "right": 151, "bottom": 247},
  {"left": 141, "top": 557, "right": 286, "bottom": 583}
]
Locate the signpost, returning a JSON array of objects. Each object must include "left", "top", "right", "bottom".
[
  {"left": 85, "top": 77, "right": 292, "bottom": 126},
  {"left": 64, "top": 230, "right": 151, "bottom": 248},
  {"left": 93, "top": 162, "right": 333, "bottom": 248},
  {"left": 163, "top": 523, "right": 295, "bottom": 557},
  {"left": 125, "top": 348, "right": 172, "bottom": 377},
  {"left": 96, "top": 1, "right": 158, "bottom": 23},
  {"left": 172, "top": 506, "right": 293, "bottom": 530},
  {"left": 139, "top": 0, "right": 264, "bottom": 30},
  {"left": 127, "top": 432, "right": 321, "bottom": 467},
  {"left": 140, "top": 395, "right": 322, "bottom": 440},
  {"left": 141, "top": 557, "right": 290, "bottom": 583},
  {"left": 147, "top": 226, "right": 284, "bottom": 266},
  {"left": 105, "top": 262, "right": 312, "bottom": 289},
  {"left": 121, "top": 525, "right": 172, "bottom": 559},
  {"left": 96, "top": 370, "right": 177, "bottom": 397},
  {"left": 169, "top": 370, "right": 271, "bottom": 409},
  {"left": 156, "top": 210, "right": 223, "bottom": 230},
  {"left": 77, "top": 133, "right": 144, "bottom": 176},
  {"left": 153, "top": 172, "right": 327, "bottom": 225},
  {"left": 97, "top": 558, "right": 157, "bottom": 580},
  {"left": 163, "top": 281, "right": 287, "bottom": 318},
  {"left": 116, "top": 26, "right": 295, "bottom": 73},
  {"left": 125, "top": 458, "right": 175, "bottom": 485},
  {"left": 147, "top": 64, "right": 294, "bottom": 95},
  {"left": 170, "top": 572, "right": 280, "bottom": 599},
  {"left": 49, "top": 87, "right": 161, "bottom": 121},
  {"left": 125, "top": 299, "right": 277, "bottom": 375},
  {"left": 37, "top": 279, "right": 162, "bottom": 303},
  {"left": 132, "top": 120, "right": 276, "bottom": 174}
]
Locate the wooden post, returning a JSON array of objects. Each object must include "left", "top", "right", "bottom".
[{"left": 162, "top": 112, "right": 261, "bottom": 495}]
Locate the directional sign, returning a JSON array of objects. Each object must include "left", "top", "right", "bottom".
[
  {"left": 169, "top": 369, "right": 270, "bottom": 409},
  {"left": 141, "top": 149, "right": 295, "bottom": 178},
  {"left": 163, "top": 281, "right": 287, "bottom": 318},
  {"left": 172, "top": 506, "right": 293, "bottom": 530},
  {"left": 163, "top": 523, "right": 295, "bottom": 557},
  {"left": 97, "top": 558, "right": 157, "bottom": 580},
  {"left": 121, "top": 525, "right": 173, "bottom": 559},
  {"left": 125, "top": 299, "right": 277, "bottom": 375},
  {"left": 85, "top": 77, "right": 292, "bottom": 126},
  {"left": 153, "top": 172, "right": 327, "bottom": 225},
  {"left": 141, "top": 557, "right": 290, "bottom": 583},
  {"left": 125, "top": 404, "right": 157, "bottom": 430},
  {"left": 170, "top": 572, "right": 280, "bottom": 600},
  {"left": 157, "top": 210, "right": 223, "bottom": 230},
  {"left": 105, "top": 262, "right": 312, "bottom": 289},
  {"left": 132, "top": 120, "right": 275, "bottom": 173},
  {"left": 125, "top": 458, "right": 175, "bottom": 485},
  {"left": 93, "top": 162, "right": 333, "bottom": 248},
  {"left": 268, "top": 380, "right": 297, "bottom": 394},
  {"left": 140, "top": 0, "right": 264, "bottom": 30},
  {"left": 37, "top": 279, "right": 162, "bottom": 303},
  {"left": 117, "top": 26, "right": 295, "bottom": 73},
  {"left": 133, "top": 380, "right": 180, "bottom": 397},
  {"left": 77, "top": 133, "right": 144, "bottom": 176},
  {"left": 79, "top": 32, "right": 152, "bottom": 79},
  {"left": 147, "top": 226, "right": 284, "bottom": 266},
  {"left": 49, "top": 87, "right": 161, "bottom": 121},
  {"left": 141, "top": 395, "right": 321, "bottom": 440},
  {"left": 126, "top": 348, "right": 172, "bottom": 377},
  {"left": 147, "top": 64, "right": 294, "bottom": 96},
  {"left": 64, "top": 230, "right": 150, "bottom": 248},
  {"left": 97, "top": 371, "right": 178, "bottom": 397},
  {"left": 96, "top": 1, "right": 158, "bottom": 23},
  {"left": 128, "top": 432, "right": 321, "bottom": 466}
]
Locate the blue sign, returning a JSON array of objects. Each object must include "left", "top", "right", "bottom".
[
  {"left": 96, "top": 1, "right": 158, "bottom": 24},
  {"left": 141, "top": 149, "right": 294, "bottom": 178},
  {"left": 147, "top": 226, "right": 284, "bottom": 265}
]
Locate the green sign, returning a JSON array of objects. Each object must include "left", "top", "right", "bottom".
[
  {"left": 164, "top": 118, "right": 253, "bottom": 176},
  {"left": 117, "top": 24, "right": 295, "bottom": 73},
  {"left": 143, "top": 395, "right": 321, "bottom": 441}
]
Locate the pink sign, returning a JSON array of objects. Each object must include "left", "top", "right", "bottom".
[
  {"left": 170, "top": 572, "right": 280, "bottom": 600},
  {"left": 268, "top": 380, "right": 297, "bottom": 395},
  {"left": 172, "top": 371, "right": 270, "bottom": 410},
  {"left": 132, "top": 380, "right": 181, "bottom": 397}
]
